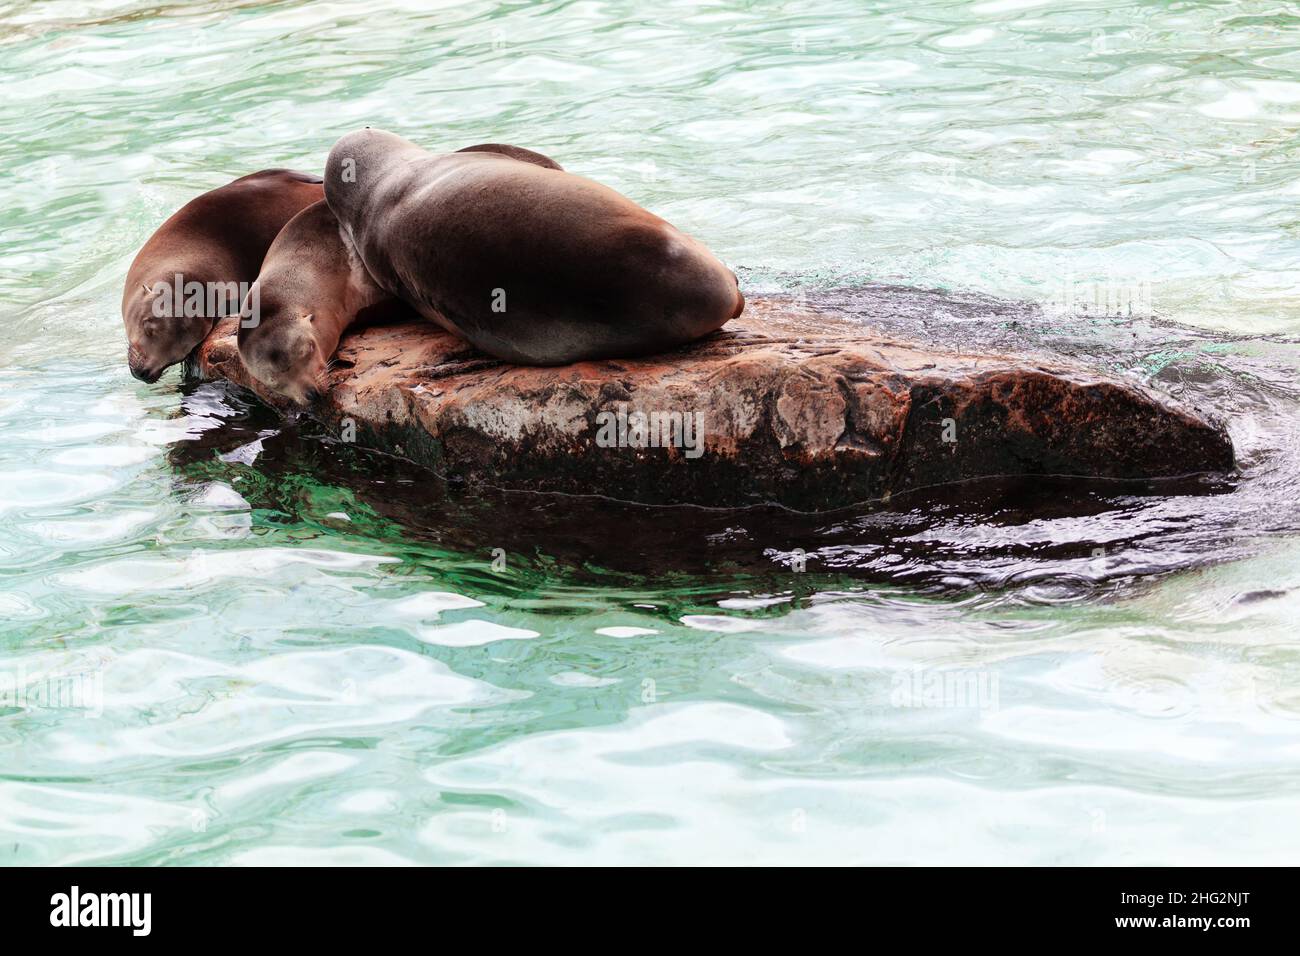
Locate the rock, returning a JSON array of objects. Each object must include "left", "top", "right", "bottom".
[{"left": 193, "top": 292, "right": 1234, "bottom": 510}]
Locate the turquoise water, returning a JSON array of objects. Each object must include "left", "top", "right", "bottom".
[{"left": 3, "top": 0, "right": 1300, "bottom": 864}]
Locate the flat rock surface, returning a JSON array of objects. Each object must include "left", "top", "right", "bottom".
[{"left": 194, "top": 291, "right": 1235, "bottom": 510}]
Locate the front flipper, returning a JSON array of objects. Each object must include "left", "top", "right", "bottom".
[{"left": 456, "top": 143, "right": 563, "bottom": 171}]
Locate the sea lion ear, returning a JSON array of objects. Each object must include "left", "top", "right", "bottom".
[
  {"left": 304, "top": 313, "right": 316, "bottom": 323},
  {"left": 141, "top": 283, "right": 153, "bottom": 295}
]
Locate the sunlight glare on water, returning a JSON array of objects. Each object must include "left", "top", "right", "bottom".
[{"left": 1, "top": 0, "right": 1299, "bottom": 865}]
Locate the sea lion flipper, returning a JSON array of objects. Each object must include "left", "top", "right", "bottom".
[{"left": 456, "top": 143, "right": 563, "bottom": 171}]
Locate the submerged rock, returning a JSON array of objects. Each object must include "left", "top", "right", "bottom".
[{"left": 194, "top": 292, "right": 1234, "bottom": 510}]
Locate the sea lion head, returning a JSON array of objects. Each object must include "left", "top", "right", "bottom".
[
  {"left": 122, "top": 281, "right": 219, "bottom": 383},
  {"left": 237, "top": 285, "right": 328, "bottom": 410}
]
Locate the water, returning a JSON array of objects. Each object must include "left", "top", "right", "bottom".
[{"left": 2, "top": 0, "right": 1299, "bottom": 865}]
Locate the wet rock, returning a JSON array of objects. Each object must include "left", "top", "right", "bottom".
[{"left": 194, "top": 292, "right": 1234, "bottom": 510}]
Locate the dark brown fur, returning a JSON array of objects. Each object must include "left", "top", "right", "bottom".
[{"left": 324, "top": 130, "right": 743, "bottom": 365}]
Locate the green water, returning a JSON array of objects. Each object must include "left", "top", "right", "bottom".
[{"left": 3, "top": 0, "right": 1300, "bottom": 864}]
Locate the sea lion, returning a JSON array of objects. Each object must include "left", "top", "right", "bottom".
[
  {"left": 323, "top": 129, "right": 744, "bottom": 365},
  {"left": 237, "top": 199, "right": 409, "bottom": 409},
  {"left": 121, "top": 169, "right": 324, "bottom": 383}
]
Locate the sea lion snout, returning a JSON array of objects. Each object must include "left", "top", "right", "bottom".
[
  {"left": 127, "top": 342, "right": 163, "bottom": 383},
  {"left": 129, "top": 361, "right": 162, "bottom": 384}
]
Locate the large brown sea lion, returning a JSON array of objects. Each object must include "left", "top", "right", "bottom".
[
  {"left": 121, "top": 169, "right": 324, "bottom": 382},
  {"left": 323, "top": 129, "right": 744, "bottom": 366}
]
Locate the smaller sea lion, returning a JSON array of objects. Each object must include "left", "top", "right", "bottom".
[{"left": 237, "top": 199, "right": 407, "bottom": 409}]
